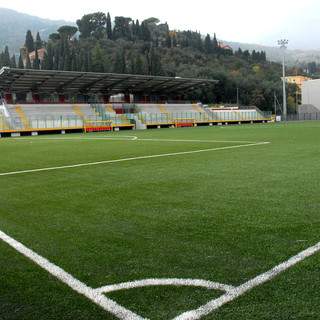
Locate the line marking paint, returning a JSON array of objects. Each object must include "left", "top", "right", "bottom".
[
  {"left": 24, "top": 136, "right": 262, "bottom": 144},
  {"left": 1, "top": 229, "right": 319, "bottom": 320},
  {"left": 0, "top": 230, "right": 146, "bottom": 320},
  {"left": 173, "top": 240, "right": 320, "bottom": 320},
  {"left": 95, "top": 278, "right": 236, "bottom": 294},
  {"left": 0, "top": 141, "right": 269, "bottom": 176}
]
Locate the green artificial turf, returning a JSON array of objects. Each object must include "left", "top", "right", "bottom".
[{"left": 1, "top": 122, "right": 319, "bottom": 319}]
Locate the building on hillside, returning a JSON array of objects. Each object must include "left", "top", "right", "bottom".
[
  {"left": 217, "top": 42, "right": 232, "bottom": 50},
  {"left": 19, "top": 47, "right": 47, "bottom": 68},
  {"left": 28, "top": 48, "right": 47, "bottom": 66},
  {"left": 283, "top": 76, "right": 312, "bottom": 93}
]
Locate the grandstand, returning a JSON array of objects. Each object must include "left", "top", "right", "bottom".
[{"left": 0, "top": 67, "right": 271, "bottom": 137}]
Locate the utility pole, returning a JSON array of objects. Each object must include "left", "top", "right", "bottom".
[{"left": 278, "top": 39, "right": 288, "bottom": 118}]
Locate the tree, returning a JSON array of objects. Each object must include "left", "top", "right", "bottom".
[
  {"left": 172, "top": 35, "right": 177, "bottom": 48},
  {"left": 42, "top": 43, "right": 54, "bottom": 70},
  {"left": 132, "top": 19, "right": 140, "bottom": 38},
  {"left": 250, "top": 89, "right": 266, "bottom": 108},
  {"left": 32, "top": 46, "right": 40, "bottom": 69},
  {"left": 71, "top": 48, "right": 77, "bottom": 71},
  {"left": 57, "top": 26, "right": 78, "bottom": 41},
  {"left": 2, "top": 46, "right": 11, "bottom": 66},
  {"left": 204, "top": 34, "right": 212, "bottom": 54},
  {"left": 165, "top": 30, "right": 172, "bottom": 48},
  {"left": 10, "top": 54, "right": 16, "bottom": 68},
  {"left": 87, "top": 50, "right": 93, "bottom": 71},
  {"left": 49, "top": 33, "right": 61, "bottom": 41},
  {"left": 80, "top": 51, "right": 89, "bottom": 72},
  {"left": 53, "top": 47, "right": 60, "bottom": 70},
  {"left": 135, "top": 54, "right": 143, "bottom": 74},
  {"left": 25, "top": 30, "right": 35, "bottom": 53},
  {"left": 25, "top": 54, "right": 31, "bottom": 69},
  {"left": 113, "top": 16, "right": 132, "bottom": 40},
  {"left": 113, "top": 50, "right": 127, "bottom": 74},
  {"left": 18, "top": 55, "right": 24, "bottom": 69},
  {"left": 62, "top": 37, "right": 71, "bottom": 70},
  {"left": 143, "top": 17, "right": 160, "bottom": 24},
  {"left": 92, "top": 42, "right": 107, "bottom": 72},
  {"left": 140, "top": 22, "right": 151, "bottom": 41},
  {"left": 106, "top": 12, "right": 112, "bottom": 39},
  {"left": 148, "top": 44, "right": 162, "bottom": 75},
  {"left": 308, "top": 61, "right": 317, "bottom": 75},
  {"left": 36, "top": 32, "right": 43, "bottom": 49},
  {"left": 212, "top": 33, "right": 218, "bottom": 53},
  {"left": 77, "top": 12, "right": 107, "bottom": 39}
]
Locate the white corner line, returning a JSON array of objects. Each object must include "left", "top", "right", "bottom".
[
  {"left": 0, "top": 229, "right": 319, "bottom": 320},
  {"left": 95, "top": 278, "right": 235, "bottom": 294},
  {"left": 173, "top": 240, "right": 320, "bottom": 320},
  {"left": 0, "top": 141, "right": 270, "bottom": 177},
  {"left": 0, "top": 230, "right": 146, "bottom": 320}
]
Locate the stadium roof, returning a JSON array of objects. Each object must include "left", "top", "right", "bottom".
[{"left": 0, "top": 67, "right": 218, "bottom": 95}]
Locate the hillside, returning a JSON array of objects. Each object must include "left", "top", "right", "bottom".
[
  {"left": 0, "top": 8, "right": 75, "bottom": 53},
  {"left": 223, "top": 40, "right": 320, "bottom": 66},
  {"left": 1, "top": 7, "right": 320, "bottom": 67},
  {"left": 0, "top": 9, "right": 314, "bottom": 113}
]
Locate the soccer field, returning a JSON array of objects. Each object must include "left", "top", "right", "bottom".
[{"left": 1, "top": 122, "right": 320, "bottom": 320}]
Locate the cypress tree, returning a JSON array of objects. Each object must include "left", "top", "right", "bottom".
[
  {"left": 32, "top": 46, "right": 40, "bottom": 69},
  {"left": 87, "top": 51, "right": 93, "bottom": 72},
  {"left": 46, "top": 43, "right": 54, "bottom": 70},
  {"left": 172, "top": 35, "right": 177, "bottom": 48},
  {"left": 61, "top": 37, "right": 71, "bottom": 70},
  {"left": 204, "top": 34, "right": 212, "bottom": 53},
  {"left": 135, "top": 54, "right": 143, "bottom": 75},
  {"left": 106, "top": 12, "right": 112, "bottom": 39},
  {"left": 81, "top": 51, "right": 88, "bottom": 72},
  {"left": 25, "top": 30, "right": 35, "bottom": 53},
  {"left": 36, "top": 32, "right": 43, "bottom": 49},
  {"left": 41, "top": 52, "right": 48, "bottom": 70},
  {"left": 113, "top": 51, "right": 127, "bottom": 74},
  {"left": 18, "top": 55, "right": 24, "bottom": 69},
  {"left": 58, "top": 56, "right": 64, "bottom": 70},
  {"left": 212, "top": 33, "right": 218, "bottom": 53},
  {"left": 148, "top": 44, "right": 161, "bottom": 75},
  {"left": 92, "top": 43, "right": 105, "bottom": 72},
  {"left": 128, "top": 52, "right": 135, "bottom": 74},
  {"left": 53, "top": 47, "right": 60, "bottom": 70},
  {"left": 3, "top": 46, "right": 11, "bottom": 66},
  {"left": 71, "top": 48, "right": 77, "bottom": 71},
  {"left": 165, "top": 33, "right": 172, "bottom": 48},
  {"left": 25, "top": 54, "right": 31, "bottom": 69},
  {"left": 135, "top": 19, "right": 140, "bottom": 38},
  {"left": 10, "top": 54, "right": 17, "bottom": 68},
  {"left": 140, "top": 22, "right": 150, "bottom": 41}
]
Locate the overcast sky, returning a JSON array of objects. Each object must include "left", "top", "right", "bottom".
[{"left": 2, "top": 0, "right": 320, "bottom": 50}]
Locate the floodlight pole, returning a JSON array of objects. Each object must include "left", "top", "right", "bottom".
[{"left": 278, "top": 39, "right": 288, "bottom": 117}]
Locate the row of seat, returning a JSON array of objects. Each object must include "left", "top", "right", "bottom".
[{"left": 1, "top": 103, "right": 268, "bottom": 131}]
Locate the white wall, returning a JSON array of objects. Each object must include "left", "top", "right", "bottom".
[{"left": 301, "top": 80, "right": 320, "bottom": 110}]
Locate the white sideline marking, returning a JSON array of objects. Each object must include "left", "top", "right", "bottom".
[
  {"left": 1, "top": 229, "right": 319, "bottom": 320},
  {"left": 31, "top": 136, "right": 261, "bottom": 144},
  {"left": 0, "top": 141, "right": 269, "bottom": 176}
]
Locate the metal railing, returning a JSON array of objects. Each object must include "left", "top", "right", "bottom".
[
  {"left": 0, "top": 99, "right": 16, "bottom": 129},
  {"left": 281, "top": 113, "right": 320, "bottom": 121}
]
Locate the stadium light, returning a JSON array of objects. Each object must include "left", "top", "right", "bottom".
[{"left": 278, "top": 39, "right": 289, "bottom": 117}]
